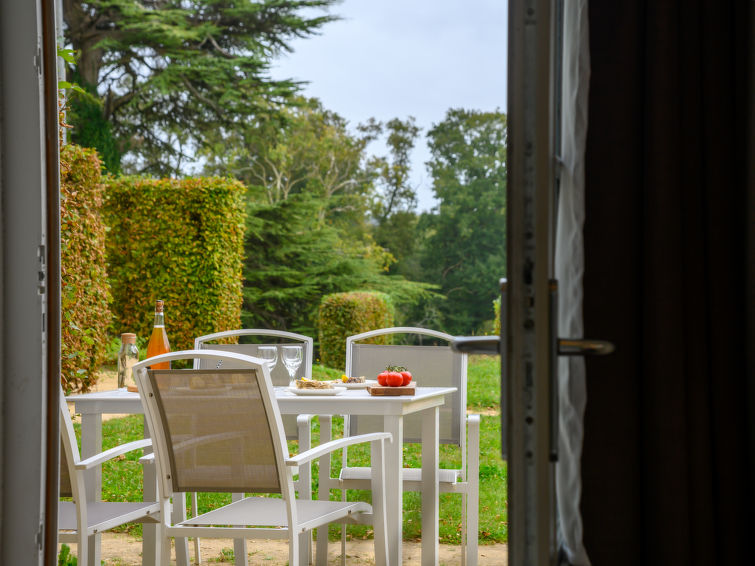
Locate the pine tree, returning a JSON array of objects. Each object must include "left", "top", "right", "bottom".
[
  {"left": 63, "top": 0, "right": 337, "bottom": 174},
  {"left": 242, "top": 193, "right": 433, "bottom": 337},
  {"left": 421, "top": 108, "right": 508, "bottom": 334}
]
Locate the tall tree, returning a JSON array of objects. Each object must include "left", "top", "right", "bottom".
[
  {"left": 63, "top": 0, "right": 337, "bottom": 174},
  {"left": 421, "top": 108, "right": 507, "bottom": 335},
  {"left": 202, "top": 97, "right": 377, "bottom": 233},
  {"left": 369, "top": 117, "right": 422, "bottom": 276},
  {"left": 243, "top": 192, "right": 433, "bottom": 336},
  {"left": 370, "top": 117, "right": 421, "bottom": 222}
]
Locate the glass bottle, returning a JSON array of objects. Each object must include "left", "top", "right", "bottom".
[
  {"left": 146, "top": 299, "right": 171, "bottom": 369},
  {"left": 117, "top": 333, "right": 139, "bottom": 390}
]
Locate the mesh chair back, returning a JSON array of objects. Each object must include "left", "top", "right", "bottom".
[
  {"left": 194, "top": 331, "right": 313, "bottom": 440},
  {"left": 146, "top": 368, "right": 283, "bottom": 494},
  {"left": 348, "top": 342, "right": 465, "bottom": 445}
]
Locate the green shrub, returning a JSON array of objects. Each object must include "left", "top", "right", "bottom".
[
  {"left": 104, "top": 177, "right": 247, "bottom": 351},
  {"left": 57, "top": 543, "right": 77, "bottom": 566},
  {"left": 318, "top": 291, "right": 394, "bottom": 370},
  {"left": 60, "top": 144, "right": 112, "bottom": 392}
]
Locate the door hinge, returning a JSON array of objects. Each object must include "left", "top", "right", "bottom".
[{"left": 36, "top": 522, "right": 44, "bottom": 550}]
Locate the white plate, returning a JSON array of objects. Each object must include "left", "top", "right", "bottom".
[
  {"left": 288, "top": 386, "right": 345, "bottom": 396},
  {"left": 330, "top": 379, "right": 378, "bottom": 389}
]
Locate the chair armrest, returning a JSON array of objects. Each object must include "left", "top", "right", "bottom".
[
  {"left": 139, "top": 452, "right": 155, "bottom": 465},
  {"left": 467, "top": 414, "right": 481, "bottom": 449},
  {"left": 297, "top": 414, "right": 312, "bottom": 426},
  {"left": 286, "top": 432, "right": 392, "bottom": 467},
  {"left": 75, "top": 439, "right": 152, "bottom": 470}
]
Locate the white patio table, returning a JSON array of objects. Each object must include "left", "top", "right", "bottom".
[{"left": 67, "top": 385, "right": 456, "bottom": 566}]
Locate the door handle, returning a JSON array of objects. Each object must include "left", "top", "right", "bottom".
[
  {"left": 451, "top": 336, "right": 615, "bottom": 356},
  {"left": 557, "top": 339, "right": 614, "bottom": 356}
]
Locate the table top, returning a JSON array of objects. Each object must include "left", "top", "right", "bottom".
[{"left": 67, "top": 386, "right": 457, "bottom": 417}]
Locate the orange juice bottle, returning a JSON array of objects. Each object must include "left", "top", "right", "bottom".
[{"left": 146, "top": 299, "right": 171, "bottom": 369}]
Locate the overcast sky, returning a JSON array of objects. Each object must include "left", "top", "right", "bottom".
[{"left": 271, "top": 0, "right": 508, "bottom": 211}]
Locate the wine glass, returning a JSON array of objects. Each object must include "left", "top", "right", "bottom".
[
  {"left": 257, "top": 345, "right": 278, "bottom": 378},
  {"left": 282, "top": 345, "right": 303, "bottom": 388}
]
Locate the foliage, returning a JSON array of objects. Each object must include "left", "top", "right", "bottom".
[
  {"left": 369, "top": 117, "right": 421, "bottom": 222},
  {"left": 60, "top": 144, "right": 112, "bottom": 393},
  {"left": 69, "top": 82, "right": 122, "bottom": 174},
  {"left": 104, "top": 177, "right": 246, "bottom": 351},
  {"left": 421, "top": 108, "right": 508, "bottom": 335},
  {"left": 57, "top": 544, "right": 77, "bottom": 566},
  {"left": 317, "top": 292, "right": 394, "bottom": 370},
  {"left": 241, "top": 192, "right": 433, "bottom": 340},
  {"left": 369, "top": 117, "right": 422, "bottom": 276},
  {"left": 62, "top": 0, "right": 338, "bottom": 175},
  {"left": 203, "top": 98, "right": 376, "bottom": 230},
  {"left": 467, "top": 355, "right": 501, "bottom": 409}
]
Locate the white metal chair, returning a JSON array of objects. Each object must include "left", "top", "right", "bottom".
[
  {"left": 133, "top": 349, "right": 392, "bottom": 566},
  {"left": 193, "top": 329, "right": 313, "bottom": 440},
  {"left": 58, "top": 389, "right": 161, "bottom": 566},
  {"left": 336, "top": 327, "right": 480, "bottom": 566},
  {"left": 192, "top": 329, "right": 315, "bottom": 564}
]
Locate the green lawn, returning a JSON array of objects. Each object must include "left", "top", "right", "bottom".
[{"left": 84, "top": 355, "right": 506, "bottom": 544}]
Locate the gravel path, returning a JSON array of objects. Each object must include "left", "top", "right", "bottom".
[{"left": 62, "top": 534, "right": 508, "bottom": 565}]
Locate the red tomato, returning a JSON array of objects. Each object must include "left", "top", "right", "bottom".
[
  {"left": 386, "top": 371, "right": 403, "bottom": 387},
  {"left": 377, "top": 371, "right": 389, "bottom": 386},
  {"left": 400, "top": 370, "right": 412, "bottom": 386}
]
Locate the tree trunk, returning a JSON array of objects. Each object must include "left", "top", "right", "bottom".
[{"left": 62, "top": 0, "right": 103, "bottom": 87}]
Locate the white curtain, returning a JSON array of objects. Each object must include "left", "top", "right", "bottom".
[{"left": 554, "top": 0, "right": 591, "bottom": 564}]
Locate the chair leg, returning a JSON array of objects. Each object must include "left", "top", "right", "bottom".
[
  {"left": 77, "top": 533, "right": 89, "bottom": 566},
  {"left": 461, "top": 491, "right": 468, "bottom": 566},
  {"left": 174, "top": 493, "right": 190, "bottom": 566},
  {"left": 160, "top": 532, "right": 171, "bottom": 566},
  {"left": 467, "top": 490, "right": 479, "bottom": 566},
  {"left": 298, "top": 530, "right": 311, "bottom": 565},
  {"left": 315, "top": 416, "right": 333, "bottom": 566},
  {"left": 467, "top": 414, "right": 481, "bottom": 566},
  {"left": 297, "top": 415, "right": 313, "bottom": 564},
  {"left": 84, "top": 533, "right": 99, "bottom": 566},
  {"left": 340, "top": 494, "right": 347, "bottom": 566},
  {"left": 289, "top": 532, "right": 300, "bottom": 566},
  {"left": 154, "top": 522, "right": 163, "bottom": 566},
  {"left": 231, "top": 492, "right": 249, "bottom": 566},
  {"left": 191, "top": 492, "right": 202, "bottom": 565}
]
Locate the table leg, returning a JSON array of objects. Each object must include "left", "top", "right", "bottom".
[
  {"left": 383, "top": 415, "right": 403, "bottom": 566},
  {"left": 421, "top": 407, "right": 439, "bottom": 566},
  {"left": 370, "top": 438, "right": 389, "bottom": 566},
  {"left": 298, "top": 415, "right": 312, "bottom": 565},
  {"left": 80, "top": 413, "right": 102, "bottom": 566},
  {"left": 315, "top": 416, "right": 332, "bottom": 566}
]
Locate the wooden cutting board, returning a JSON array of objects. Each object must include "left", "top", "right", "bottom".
[{"left": 367, "top": 383, "right": 416, "bottom": 396}]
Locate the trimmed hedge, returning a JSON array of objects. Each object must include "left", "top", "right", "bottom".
[
  {"left": 60, "top": 144, "right": 112, "bottom": 392},
  {"left": 104, "top": 177, "right": 247, "bottom": 351},
  {"left": 318, "top": 291, "right": 394, "bottom": 370}
]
